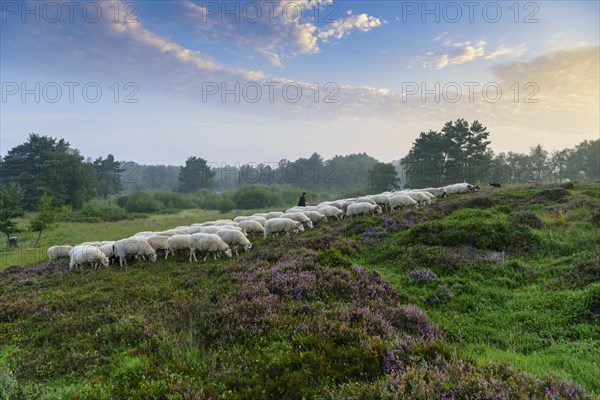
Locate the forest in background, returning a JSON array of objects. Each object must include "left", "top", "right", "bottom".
[{"left": 1, "top": 120, "right": 598, "bottom": 217}]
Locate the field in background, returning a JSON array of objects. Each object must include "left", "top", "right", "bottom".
[
  {"left": 0, "top": 209, "right": 272, "bottom": 271},
  {"left": 1, "top": 183, "right": 598, "bottom": 398}
]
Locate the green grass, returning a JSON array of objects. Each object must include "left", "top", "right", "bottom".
[
  {"left": 1, "top": 183, "right": 598, "bottom": 398},
  {"left": 353, "top": 183, "right": 600, "bottom": 394},
  {"left": 0, "top": 208, "right": 273, "bottom": 270}
]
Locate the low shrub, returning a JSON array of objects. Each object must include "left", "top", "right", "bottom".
[
  {"left": 124, "top": 191, "right": 163, "bottom": 213},
  {"left": 317, "top": 247, "right": 353, "bottom": 269},
  {"left": 535, "top": 187, "right": 571, "bottom": 202},
  {"left": 408, "top": 209, "right": 539, "bottom": 252},
  {"left": 406, "top": 268, "right": 437, "bottom": 281},
  {"left": 153, "top": 192, "right": 197, "bottom": 210},
  {"left": 217, "top": 199, "right": 236, "bottom": 213},
  {"left": 509, "top": 210, "right": 544, "bottom": 229},
  {"left": 59, "top": 200, "right": 129, "bottom": 222}
]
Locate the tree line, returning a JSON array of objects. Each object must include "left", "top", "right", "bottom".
[
  {"left": 1, "top": 126, "right": 598, "bottom": 214},
  {"left": 120, "top": 152, "right": 387, "bottom": 195},
  {"left": 401, "top": 119, "right": 599, "bottom": 188}
]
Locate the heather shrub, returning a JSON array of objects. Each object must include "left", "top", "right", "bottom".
[
  {"left": 359, "top": 226, "right": 387, "bottom": 245},
  {"left": 327, "top": 356, "right": 591, "bottom": 399},
  {"left": 428, "top": 283, "right": 455, "bottom": 304},
  {"left": 567, "top": 252, "right": 600, "bottom": 289},
  {"left": 406, "top": 268, "right": 437, "bottom": 281},
  {"left": 583, "top": 283, "right": 600, "bottom": 323},
  {"left": 317, "top": 247, "right": 353, "bottom": 269},
  {"left": 535, "top": 187, "right": 571, "bottom": 202},
  {"left": 509, "top": 210, "right": 545, "bottom": 229},
  {"left": 591, "top": 209, "right": 600, "bottom": 226},
  {"left": 408, "top": 209, "right": 539, "bottom": 252},
  {"left": 431, "top": 194, "right": 497, "bottom": 215}
]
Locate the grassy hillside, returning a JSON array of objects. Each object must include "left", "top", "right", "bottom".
[{"left": 1, "top": 183, "right": 598, "bottom": 399}]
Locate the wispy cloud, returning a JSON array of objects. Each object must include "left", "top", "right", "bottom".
[
  {"left": 415, "top": 36, "right": 527, "bottom": 69},
  {"left": 181, "top": 0, "right": 383, "bottom": 66}
]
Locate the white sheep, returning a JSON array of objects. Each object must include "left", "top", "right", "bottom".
[
  {"left": 368, "top": 194, "right": 392, "bottom": 210},
  {"left": 280, "top": 212, "right": 313, "bottom": 229},
  {"left": 98, "top": 243, "right": 116, "bottom": 265},
  {"left": 143, "top": 235, "right": 169, "bottom": 254},
  {"left": 346, "top": 203, "right": 383, "bottom": 219},
  {"left": 216, "top": 229, "right": 252, "bottom": 255},
  {"left": 300, "top": 210, "right": 327, "bottom": 225},
  {"left": 79, "top": 241, "right": 102, "bottom": 247},
  {"left": 421, "top": 187, "right": 447, "bottom": 198},
  {"left": 264, "top": 218, "right": 305, "bottom": 238},
  {"left": 401, "top": 191, "right": 432, "bottom": 205},
  {"left": 233, "top": 216, "right": 251, "bottom": 222},
  {"left": 47, "top": 245, "right": 73, "bottom": 261},
  {"left": 389, "top": 195, "right": 418, "bottom": 211},
  {"left": 265, "top": 211, "right": 284, "bottom": 220},
  {"left": 199, "top": 225, "right": 245, "bottom": 235},
  {"left": 113, "top": 238, "right": 157, "bottom": 267},
  {"left": 286, "top": 206, "right": 319, "bottom": 213},
  {"left": 328, "top": 200, "right": 347, "bottom": 209},
  {"left": 178, "top": 226, "right": 202, "bottom": 234},
  {"left": 133, "top": 231, "right": 155, "bottom": 238},
  {"left": 188, "top": 233, "right": 232, "bottom": 262},
  {"left": 69, "top": 246, "right": 109, "bottom": 270},
  {"left": 155, "top": 229, "right": 187, "bottom": 237},
  {"left": 236, "top": 220, "right": 265, "bottom": 236},
  {"left": 356, "top": 197, "right": 377, "bottom": 205},
  {"left": 444, "top": 183, "right": 473, "bottom": 195},
  {"left": 248, "top": 216, "right": 267, "bottom": 226},
  {"left": 317, "top": 206, "right": 345, "bottom": 220},
  {"left": 414, "top": 190, "right": 436, "bottom": 202},
  {"left": 214, "top": 220, "right": 237, "bottom": 226},
  {"left": 165, "top": 234, "right": 192, "bottom": 260}
]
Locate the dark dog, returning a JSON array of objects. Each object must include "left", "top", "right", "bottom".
[{"left": 489, "top": 182, "right": 502, "bottom": 188}]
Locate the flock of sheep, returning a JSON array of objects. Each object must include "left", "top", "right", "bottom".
[{"left": 47, "top": 183, "right": 478, "bottom": 270}]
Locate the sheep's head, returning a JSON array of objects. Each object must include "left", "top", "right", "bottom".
[
  {"left": 244, "top": 244, "right": 252, "bottom": 252},
  {"left": 376, "top": 206, "right": 383, "bottom": 214},
  {"left": 224, "top": 249, "right": 233, "bottom": 258},
  {"left": 149, "top": 253, "right": 157, "bottom": 263},
  {"left": 100, "top": 257, "right": 109, "bottom": 268},
  {"left": 306, "top": 221, "right": 314, "bottom": 229}
]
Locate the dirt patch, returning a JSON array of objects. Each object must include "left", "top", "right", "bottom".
[{"left": 1, "top": 261, "right": 69, "bottom": 284}]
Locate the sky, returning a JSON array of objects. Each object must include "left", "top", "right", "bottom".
[{"left": 1, "top": 0, "right": 599, "bottom": 166}]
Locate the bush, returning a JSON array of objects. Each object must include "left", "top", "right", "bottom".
[
  {"left": 60, "top": 199, "right": 128, "bottom": 222},
  {"left": 153, "top": 192, "right": 196, "bottom": 210},
  {"left": 407, "top": 268, "right": 437, "bottom": 281},
  {"left": 509, "top": 210, "right": 544, "bottom": 229},
  {"left": 408, "top": 209, "right": 539, "bottom": 252},
  {"left": 591, "top": 209, "right": 600, "bottom": 226},
  {"left": 232, "top": 185, "right": 274, "bottom": 209},
  {"left": 194, "top": 189, "right": 222, "bottom": 210},
  {"left": 567, "top": 253, "right": 600, "bottom": 288},
  {"left": 561, "top": 181, "right": 576, "bottom": 190},
  {"left": 217, "top": 199, "right": 236, "bottom": 213},
  {"left": 583, "top": 283, "right": 600, "bottom": 323},
  {"left": 115, "top": 196, "right": 128, "bottom": 208},
  {"left": 535, "top": 187, "right": 571, "bottom": 202},
  {"left": 124, "top": 191, "right": 163, "bottom": 213},
  {"left": 317, "top": 247, "right": 353, "bottom": 269}
]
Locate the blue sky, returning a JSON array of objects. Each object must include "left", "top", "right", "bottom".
[{"left": 1, "top": 0, "right": 598, "bottom": 165}]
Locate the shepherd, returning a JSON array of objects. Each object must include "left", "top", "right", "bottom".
[{"left": 297, "top": 192, "right": 307, "bottom": 207}]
